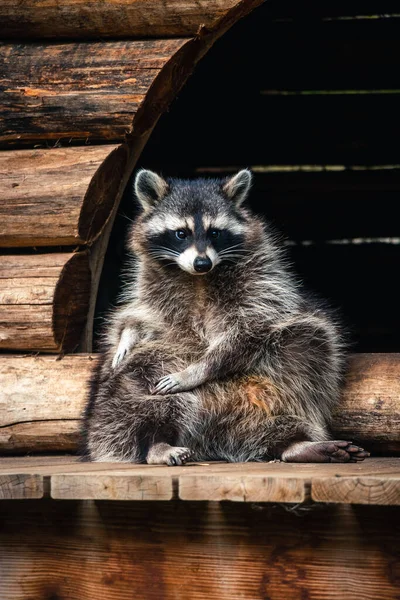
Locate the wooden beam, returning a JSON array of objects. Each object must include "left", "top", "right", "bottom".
[
  {"left": 0, "top": 354, "right": 398, "bottom": 454},
  {"left": 0, "top": 0, "right": 242, "bottom": 40},
  {"left": 0, "top": 39, "right": 188, "bottom": 148},
  {"left": 333, "top": 353, "right": 400, "bottom": 449},
  {"left": 0, "top": 145, "right": 128, "bottom": 247},
  {"left": 0, "top": 254, "right": 90, "bottom": 352}
]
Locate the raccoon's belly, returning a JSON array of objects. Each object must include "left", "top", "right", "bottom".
[{"left": 179, "top": 376, "right": 279, "bottom": 462}]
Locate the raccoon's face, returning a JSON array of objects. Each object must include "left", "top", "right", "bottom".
[{"left": 133, "top": 169, "right": 252, "bottom": 275}]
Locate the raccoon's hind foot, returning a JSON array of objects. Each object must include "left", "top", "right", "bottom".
[
  {"left": 281, "top": 440, "right": 370, "bottom": 463},
  {"left": 146, "top": 442, "right": 193, "bottom": 466}
]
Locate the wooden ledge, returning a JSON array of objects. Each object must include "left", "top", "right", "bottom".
[{"left": 0, "top": 457, "right": 399, "bottom": 505}]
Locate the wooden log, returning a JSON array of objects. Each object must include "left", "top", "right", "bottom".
[
  {"left": 0, "top": 39, "right": 187, "bottom": 148},
  {"left": 0, "top": 145, "right": 128, "bottom": 247},
  {"left": 0, "top": 500, "right": 400, "bottom": 599},
  {"left": 0, "top": 253, "right": 90, "bottom": 352},
  {"left": 0, "top": 354, "right": 399, "bottom": 455},
  {"left": 0, "top": 0, "right": 241, "bottom": 40},
  {"left": 333, "top": 353, "right": 400, "bottom": 453}
]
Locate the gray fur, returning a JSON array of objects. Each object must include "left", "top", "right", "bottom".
[{"left": 82, "top": 170, "right": 350, "bottom": 464}]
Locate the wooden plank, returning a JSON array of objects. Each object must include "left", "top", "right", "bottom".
[
  {"left": 0, "top": 0, "right": 242, "bottom": 40},
  {"left": 312, "top": 476, "right": 400, "bottom": 505},
  {"left": 0, "top": 474, "right": 43, "bottom": 499},
  {"left": 0, "top": 354, "right": 399, "bottom": 454},
  {"left": 0, "top": 456, "right": 399, "bottom": 504},
  {"left": 0, "top": 39, "right": 187, "bottom": 147},
  {"left": 179, "top": 474, "right": 305, "bottom": 502},
  {"left": 0, "top": 254, "right": 90, "bottom": 352},
  {"left": 51, "top": 473, "right": 173, "bottom": 500},
  {"left": 0, "top": 500, "right": 399, "bottom": 599},
  {"left": 0, "top": 145, "right": 128, "bottom": 247}
]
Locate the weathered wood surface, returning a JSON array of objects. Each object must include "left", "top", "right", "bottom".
[
  {"left": 0, "top": 474, "right": 43, "bottom": 499},
  {"left": 0, "top": 253, "right": 90, "bottom": 352},
  {"left": 0, "top": 456, "right": 399, "bottom": 504},
  {"left": 333, "top": 353, "right": 400, "bottom": 449},
  {"left": 0, "top": 0, "right": 242, "bottom": 40},
  {"left": 0, "top": 39, "right": 187, "bottom": 148},
  {"left": 312, "top": 476, "right": 400, "bottom": 505},
  {"left": 0, "top": 145, "right": 128, "bottom": 246},
  {"left": 0, "top": 354, "right": 399, "bottom": 454},
  {"left": 1, "top": 500, "right": 400, "bottom": 599}
]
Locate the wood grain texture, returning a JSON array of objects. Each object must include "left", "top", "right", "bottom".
[
  {"left": 0, "top": 474, "right": 43, "bottom": 499},
  {"left": 0, "top": 254, "right": 90, "bottom": 352},
  {"left": 51, "top": 473, "right": 173, "bottom": 500},
  {"left": 0, "top": 354, "right": 93, "bottom": 452},
  {"left": 0, "top": 145, "right": 128, "bottom": 246},
  {"left": 179, "top": 474, "right": 305, "bottom": 502},
  {"left": 0, "top": 500, "right": 399, "bottom": 599},
  {"left": 334, "top": 354, "right": 400, "bottom": 448},
  {"left": 0, "top": 457, "right": 399, "bottom": 504},
  {"left": 0, "top": 353, "right": 398, "bottom": 454},
  {"left": 0, "top": 39, "right": 186, "bottom": 147},
  {"left": 0, "top": 0, "right": 241, "bottom": 40},
  {"left": 312, "top": 476, "right": 400, "bottom": 505}
]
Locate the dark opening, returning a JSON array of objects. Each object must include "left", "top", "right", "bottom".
[{"left": 95, "top": 0, "right": 400, "bottom": 352}]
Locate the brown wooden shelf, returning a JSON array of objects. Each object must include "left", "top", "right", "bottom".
[{"left": 0, "top": 456, "right": 399, "bottom": 505}]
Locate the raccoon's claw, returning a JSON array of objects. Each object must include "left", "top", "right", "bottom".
[
  {"left": 111, "top": 349, "right": 127, "bottom": 369},
  {"left": 153, "top": 374, "right": 181, "bottom": 395}
]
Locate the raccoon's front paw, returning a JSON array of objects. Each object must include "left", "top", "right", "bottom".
[
  {"left": 153, "top": 371, "right": 194, "bottom": 395},
  {"left": 111, "top": 328, "right": 138, "bottom": 369}
]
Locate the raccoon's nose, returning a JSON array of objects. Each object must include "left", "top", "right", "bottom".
[{"left": 193, "top": 256, "right": 212, "bottom": 273}]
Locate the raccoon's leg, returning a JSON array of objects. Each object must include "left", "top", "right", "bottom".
[
  {"left": 84, "top": 350, "right": 199, "bottom": 463},
  {"left": 281, "top": 440, "right": 369, "bottom": 463},
  {"left": 111, "top": 326, "right": 140, "bottom": 368}
]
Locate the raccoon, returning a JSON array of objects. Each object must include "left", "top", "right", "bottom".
[{"left": 82, "top": 169, "right": 369, "bottom": 465}]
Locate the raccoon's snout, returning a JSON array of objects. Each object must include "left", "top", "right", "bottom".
[{"left": 193, "top": 256, "right": 212, "bottom": 273}]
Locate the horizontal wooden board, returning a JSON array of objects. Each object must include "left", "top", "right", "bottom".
[
  {"left": 51, "top": 473, "right": 173, "bottom": 500},
  {"left": 0, "top": 253, "right": 90, "bottom": 352},
  {"left": 0, "top": 0, "right": 242, "bottom": 40},
  {"left": 0, "top": 474, "right": 43, "bottom": 499},
  {"left": 0, "top": 354, "right": 398, "bottom": 454},
  {"left": 0, "top": 39, "right": 187, "bottom": 147},
  {"left": 1, "top": 500, "right": 400, "bottom": 600},
  {"left": 0, "top": 145, "right": 128, "bottom": 246},
  {"left": 0, "top": 456, "right": 399, "bottom": 504}
]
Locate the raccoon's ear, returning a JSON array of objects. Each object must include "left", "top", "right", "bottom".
[
  {"left": 223, "top": 169, "right": 252, "bottom": 207},
  {"left": 134, "top": 169, "right": 168, "bottom": 212}
]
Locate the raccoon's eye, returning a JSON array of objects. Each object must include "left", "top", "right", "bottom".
[
  {"left": 210, "top": 229, "right": 220, "bottom": 239},
  {"left": 175, "top": 229, "right": 187, "bottom": 240}
]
